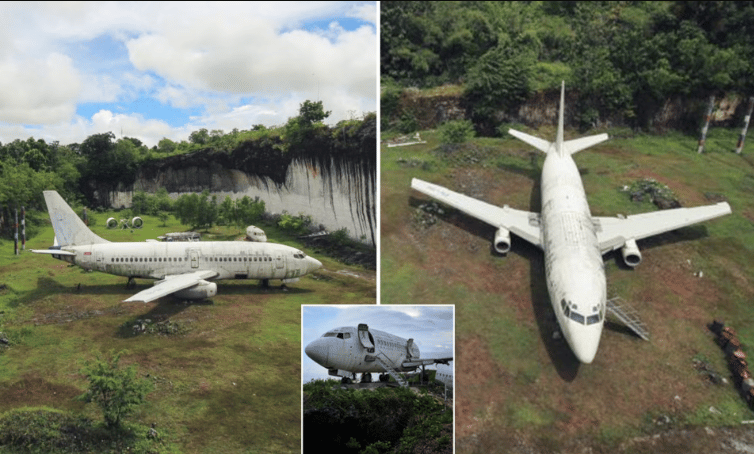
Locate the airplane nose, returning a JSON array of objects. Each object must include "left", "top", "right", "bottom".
[
  {"left": 570, "top": 335, "right": 599, "bottom": 364},
  {"left": 306, "top": 256, "right": 322, "bottom": 273},
  {"left": 305, "top": 339, "right": 328, "bottom": 366}
]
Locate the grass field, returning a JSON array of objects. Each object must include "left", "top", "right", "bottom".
[
  {"left": 381, "top": 126, "right": 754, "bottom": 453},
  {"left": 0, "top": 212, "right": 374, "bottom": 453}
]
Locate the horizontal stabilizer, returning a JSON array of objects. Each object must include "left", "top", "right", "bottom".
[
  {"left": 564, "top": 134, "right": 609, "bottom": 155},
  {"left": 508, "top": 129, "right": 552, "bottom": 154},
  {"left": 31, "top": 249, "right": 76, "bottom": 256}
]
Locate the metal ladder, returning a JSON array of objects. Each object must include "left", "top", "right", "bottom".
[
  {"left": 606, "top": 297, "right": 650, "bottom": 341},
  {"left": 372, "top": 352, "right": 408, "bottom": 387}
]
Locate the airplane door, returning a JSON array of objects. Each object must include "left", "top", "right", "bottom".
[
  {"left": 275, "top": 252, "right": 284, "bottom": 269},
  {"left": 189, "top": 249, "right": 199, "bottom": 269},
  {"left": 358, "top": 324, "right": 375, "bottom": 353},
  {"left": 95, "top": 251, "right": 105, "bottom": 272}
]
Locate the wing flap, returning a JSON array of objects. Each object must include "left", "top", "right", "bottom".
[
  {"left": 411, "top": 178, "right": 542, "bottom": 248},
  {"left": 596, "top": 202, "right": 731, "bottom": 253},
  {"left": 124, "top": 270, "right": 218, "bottom": 303}
]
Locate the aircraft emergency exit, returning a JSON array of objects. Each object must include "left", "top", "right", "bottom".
[
  {"left": 411, "top": 82, "right": 731, "bottom": 364},
  {"left": 305, "top": 323, "right": 453, "bottom": 384},
  {"left": 32, "top": 191, "right": 322, "bottom": 302}
]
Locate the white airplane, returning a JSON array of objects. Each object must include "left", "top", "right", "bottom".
[
  {"left": 32, "top": 190, "right": 322, "bottom": 302},
  {"left": 305, "top": 323, "right": 453, "bottom": 385},
  {"left": 411, "top": 82, "right": 731, "bottom": 364}
]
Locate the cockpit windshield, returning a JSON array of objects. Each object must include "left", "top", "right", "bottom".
[
  {"left": 293, "top": 251, "right": 307, "bottom": 259},
  {"left": 562, "top": 299, "right": 603, "bottom": 325}
]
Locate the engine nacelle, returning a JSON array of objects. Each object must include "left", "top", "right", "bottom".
[
  {"left": 621, "top": 239, "right": 642, "bottom": 267},
  {"left": 131, "top": 216, "right": 143, "bottom": 229},
  {"left": 106, "top": 217, "right": 118, "bottom": 229},
  {"left": 494, "top": 227, "right": 511, "bottom": 254},
  {"left": 173, "top": 280, "right": 217, "bottom": 300}
]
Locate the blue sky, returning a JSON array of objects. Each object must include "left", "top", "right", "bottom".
[
  {"left": 0, "top": 2, "right": 376, "bottom": 147},
  {"left": 302, "top": 305, "right": 455, "bottom": 383}
]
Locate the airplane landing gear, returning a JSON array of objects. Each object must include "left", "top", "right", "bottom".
[
  {"left": 260, "top": 279, "right": 270, "bottom": 288},
  {"left": 361, "top": 373, "right": 372, "bottom": 383},
  {"left": 126, "top": 277, "right": 136, "bottom": 289}
]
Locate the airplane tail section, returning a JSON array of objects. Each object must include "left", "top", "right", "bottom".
[
  {"left": 42, "top": 190, "right": 110, "bottom": 247},
  {"left": 509, "top": 81, "right": 608, "bottom": 156}
]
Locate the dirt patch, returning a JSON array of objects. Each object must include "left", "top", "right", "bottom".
[{"left": 0, "top": 376, "right": 82, "bottom": 409}]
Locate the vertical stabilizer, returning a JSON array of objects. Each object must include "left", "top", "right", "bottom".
[
  {"left": 43, "top": 191, "right": 110, "bottom": 246},
  {"left": 509, "top": 81, "right": 608, "bottom": 155},
  {"left": 556, "top": 80, "right": 565, "bottom": 155}
]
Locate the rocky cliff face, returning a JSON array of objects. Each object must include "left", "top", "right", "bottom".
[
  {"left": 105, "top": 118, "right": 376, "bottom": 244},
  {"left": 393, "top": 89, "right": 747, "bottom": 132}
]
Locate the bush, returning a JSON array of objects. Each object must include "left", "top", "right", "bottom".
[
  {"left": 77, "top": 351, "right": 153, "bottom": 429},
  {"left": 439, "top": 120, "right": 475, "bottom": 144}
]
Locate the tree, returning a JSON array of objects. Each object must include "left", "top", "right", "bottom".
[
  {"left": 77, "top": 351, "right": 153, "bottom": 429},
  {"left": 298, "top": 100, "right": 331, "bottom": 126}
]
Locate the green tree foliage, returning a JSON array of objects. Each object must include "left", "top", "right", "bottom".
[
  {"left": 383, "top": 1, "right": 754, "bottom": 132},
  {"left": 174, "top": 190, "right": 218, "bottom": 229},
  {"left": 77, "top": 351, "right": 153, "bottom": 429},
  {"left": 285, "top": 100, "right": 332, "bottom": 149},
  {"left": 438, "top": 120, "right": 475, "bottom": 144},
  {"left": 464, "top": 44, "right": 532, "bottom": 134}
]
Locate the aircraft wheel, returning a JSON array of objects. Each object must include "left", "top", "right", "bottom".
[
  {"left": 362, "top": 373, "right": 371, "bottom": 383},
  {"left": 341, "top": 377, "right": 351, "bottom": 384}
]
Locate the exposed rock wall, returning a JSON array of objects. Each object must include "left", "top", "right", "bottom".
[{"left": 392, "top": 89, "right": 748, "bottom": 131}]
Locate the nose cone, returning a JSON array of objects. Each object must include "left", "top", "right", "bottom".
[
  {"left": 567, "top": 326, "right": 601, "bottom": 364},
  {"left": 305, "top": 339, "right": 328, "bottom": 366},
  {"left": 306, "top": 256, "right": 322, "bottom": 273}
]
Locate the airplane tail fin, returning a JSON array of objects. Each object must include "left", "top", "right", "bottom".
[
  {"left": 508, "top": 81, "right": 608, "bottom": 156},
  {"left": 42, "top": 190, "right": 110, "bottom": 247}
]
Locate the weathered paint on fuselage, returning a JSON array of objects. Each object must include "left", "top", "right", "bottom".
[
  {"left": 305, "top": 326, "right": 421, "bottom": 374},
  {"left": 541, "top": 151, "right": 606, "bottom": 363},
  {"left": 55, "top": 241, "right": 314, "bottom": 282}
]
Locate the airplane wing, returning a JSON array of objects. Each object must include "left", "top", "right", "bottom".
[
  {"left": 402, "top": 357, "right": 453, "bottom": 368},
  {"left": 595, "top": 202, "right": 731, "bottom": 253},
  {"left": 411, "top": 178, "right": 542, "bottom": 248},
  {"left": 123, "top": 270, "right": 218, "bottom": 303}
]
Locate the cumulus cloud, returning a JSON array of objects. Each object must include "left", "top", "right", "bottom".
[
  {"left": 0, "top": 2, "right": 376, "bottom": 146},
  {"left": 0, "top": 53, "right": 81, "bottom": 124}
]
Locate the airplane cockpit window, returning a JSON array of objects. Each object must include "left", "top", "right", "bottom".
[
  {"left": 323, "top": 332, "right": 336, "bottom": 337},
  {"left": 293, "top": 251, "right": 307, "bottom": 259},
  {"left": 569, "top": 311, "right": 585, "bottom": 324},
  {"left": 587, "top": 314, "right": 600, "bottom": 325}
]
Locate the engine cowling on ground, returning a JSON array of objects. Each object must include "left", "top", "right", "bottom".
[
  {"left": 173, "top": 280, "right": 217, "bottom": 300},
  {"left": 494, "top": 227, "right": 511, "bottom": 254},
  {"left": 106, "top": 217, "right": 118, "bottom": 229},
  {"left": 621, "top": 239, "right": 642, "bottom": 267},
  {"left": 131, "top": 217, "right": 143, "bottom": 229}
]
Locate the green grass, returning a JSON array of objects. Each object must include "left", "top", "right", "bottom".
[
  {"left": 382, "top": 126, "right": 754, "bottom": 451},
  {"left": 0, "top": 210, "right": 373, "bottom": 453}
]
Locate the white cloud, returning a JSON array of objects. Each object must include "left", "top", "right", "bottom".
[
  {"left": 0, "top": 53, "right": 81, "bottom": 124},
  {"left": 0, "top": 2, "right": 376, "bottom": 146}
]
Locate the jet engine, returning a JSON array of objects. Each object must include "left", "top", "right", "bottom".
[
  {"left": 131, "top": 217, "right": 143, "bottom": 229},
  {"left": 173, "top": 280, "right": 217, "bottom": 300},
  {"left": 106, "top": 217, "right": 118, "bottom": 229},
  {"left": 494, "top": 227, "right": 511, "bottom": 254},
  {"left": 621, "top": 239, "right": 642, "bottom": 267}
]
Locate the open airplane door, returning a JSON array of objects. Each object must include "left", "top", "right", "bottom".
[
  {"left": 358, "top": 323, "right": 375, "bottom": 353},
  {"left": 406, "top": 338, "right": 416, "bottom": 360}
]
